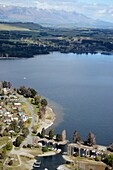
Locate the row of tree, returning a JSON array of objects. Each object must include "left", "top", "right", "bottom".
[
  {"left": 73, "top": 130, "right": 96, "bottom": 146},
  {"left": 0, "top": 81, "right": 12, "bottom": 89},
  {"left": 17, "top": 86, "right": 37, "bottom": 98},
  {"left": 39, "top": 128, "right": 66, "bottom": 142},
  {"left": 17, "top": 86, "right": 48, "bottom": 107}
]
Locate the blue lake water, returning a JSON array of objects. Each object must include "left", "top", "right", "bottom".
[{"left": 0, "top": 52, "right": 113, "bottom": 146}]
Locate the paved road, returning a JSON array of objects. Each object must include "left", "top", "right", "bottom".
[{"left": 19, "top": 95, "right": 37, "bottom": 146}]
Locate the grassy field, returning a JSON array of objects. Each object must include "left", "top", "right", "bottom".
[
  {"left": 0, "top": 24, "right": 30, "bottom": 31},
  {"left": 0, "top": 137, "right": 9, "bottom": 147}
]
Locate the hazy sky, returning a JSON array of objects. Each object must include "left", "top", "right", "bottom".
[{"left": 0, "top": 0, "right": 113, "bottom": 22}]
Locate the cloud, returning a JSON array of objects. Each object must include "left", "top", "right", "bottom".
[
  {"left": 35, "top": 0, "right": 80, "bottom": 12},
  {"left": 0, "top": 0, "right": 36, "bottom": 7},
  {"left": 0, "top": 0, "right": 113, "bottom": 22}
]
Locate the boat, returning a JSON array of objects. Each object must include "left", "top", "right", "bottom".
[
  {"left": 34, "top": 160, "right": 41, "bottom": 165},
  {"left": 33, "top": 160, "right": 41, "bottom": 168},
  {"left": 33, "top": 164, "right": 40, "bottom": 168}
]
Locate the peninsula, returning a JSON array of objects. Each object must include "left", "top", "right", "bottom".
[
  {"left": 0, "top": 81, "right": 113, "bottom": 170},
  {"left": 0, "top": 81, "right": 68, "bottom": 170}
]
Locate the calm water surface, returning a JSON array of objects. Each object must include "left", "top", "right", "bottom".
[{"left": 0, "top": 52, "right": 113, "bottom": 146}]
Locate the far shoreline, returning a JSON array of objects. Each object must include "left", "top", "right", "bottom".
[{"left": 0, "top": 51, "right": 113, "bottom": 60}]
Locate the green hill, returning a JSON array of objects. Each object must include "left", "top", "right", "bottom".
[
  {"left": 0, "top": 22, "right": 43, "bottom": 31},
  {"left": 0, "top": 23, "right": 30, "bottom": 31}
]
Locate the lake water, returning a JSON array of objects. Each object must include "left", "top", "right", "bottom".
[{"left": 0, "top": 52, "right": 113, "bottom": 146}]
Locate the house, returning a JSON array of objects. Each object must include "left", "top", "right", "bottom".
[
  {"left": 14, "top": 103, "right": 21, "bottom": 107},
  {"left": 21, "top": 115, "right": 28, "bottom": 122},
  {"left": 18, "top": 112, "right": 25, "bottom": 116}
]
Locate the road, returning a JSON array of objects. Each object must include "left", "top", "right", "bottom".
[{"left": 19, "top": 95, "right": 37, "bottom": 146}]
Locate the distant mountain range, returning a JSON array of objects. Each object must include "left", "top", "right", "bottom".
[{"left": 0, "top": 5, "right": 113, "bottom": 28}]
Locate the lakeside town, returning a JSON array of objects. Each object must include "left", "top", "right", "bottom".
[{"left": 0, "top": 81, "right": 113, "bottom": 170}]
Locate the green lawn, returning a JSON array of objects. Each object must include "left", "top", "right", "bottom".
[
  {"left": 0, "top": 137, "right": 9, "bottom": 147},
  {"left": 26, "top": 98, "right": 39, "bottom": 115}
]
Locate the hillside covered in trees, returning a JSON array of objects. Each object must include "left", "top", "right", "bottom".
[{"left": 0, "top": 22, "right": 113, "bottom": 58}]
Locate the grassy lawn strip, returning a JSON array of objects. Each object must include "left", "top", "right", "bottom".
[
  {"left": 26, "top": 98, "right": 39, "bottom": 115},
  {"left": 20, "top": 155, "right": 33, "bottom": 162},
  {"left": 29, "top": 148, "right": 42, "bottom": 156}
]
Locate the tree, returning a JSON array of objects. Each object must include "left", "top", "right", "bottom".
[
  {"left": 22, "top": 127, "right": 29, "bottom": 137},
  {"left": 8, "top": 160, "right": 13, "bottom": 165},
  {"left": 56, "top": 134, "right": 62, "bottom": 142},
  {"left": 0, "top": 151, "right": 6, "bottom": 159},
  {"left": 49, "top": 129, "right": 54, "bottom": 139},
  {"left": 34, "top": 95, "right": 41, "bottom": 105},
  {"left": 28, "top": 88, "right": 37, "bottom": 98},
  {"left": 8, "top": 82, "right": 12, "bottom": 89},
  {"left": 10, "top": 120, "right": 17, "bottom": 132},
  {"left": 41, "top": 99, "right": 48, "bottom": 107},
  {"left": 2, "top": 130, "right": 8, "bottom": 136},
  {"left": 0, "top": 126, "right": 2, "bottom": 132},
  {"left": 18, "top": 86, "right": 31, "bottom": 97},
  {"left": 87, "top": 132, "right": 96, "bottom": 146},
  {"left": 108, "top": 143, "right": 113, "bottom": 152},
  {"left": 104, "top": 154, "right": 113, "bottom": 167},
  {"left": 2, "top": 81, "right": 8, "bottom": 88},
  {"left": 62, "top": 129, "right": 66, "bottom": 141},
  {"left": 41, "top": 128, "right": 46, "bottom": 138},
  {"left": 15, "top": 135, "right": 24, "bottom": 147},
  {"left": 18, "top": 120, "right": 24, "bottom": 129},
  {"left": 73, "top": 130, "right": 82, "bottom": 143},
  {"left": 32, "top": 125, "right": 37, "bottom": 134}
]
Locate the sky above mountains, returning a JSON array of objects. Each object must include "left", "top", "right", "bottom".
[{"left": 0, "top": 0, "right": 113, "bottom": 23}]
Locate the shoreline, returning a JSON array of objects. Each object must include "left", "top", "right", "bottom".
[
  {"left": 0, "top": 51, "right": 113, "bottom": 60},
  {"left": 37, "top": 105, "right": 56, "bottom": 133}
]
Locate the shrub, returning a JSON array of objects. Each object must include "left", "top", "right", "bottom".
[
  {"left": 0, "top": 151, "right": 6, "bottom": 159},
  {"left": 8, "top": 160, "right": 13, "bottom": 165},
  {"left": 15, "top": 135, "right": 24, "bottom": 147},
  {"left": 23, "top": 145, "right": 27, "bottom": 148},
  {"left": 95, "top": 156, "right": 101, "bottom": 161},
  {"left": 42, "top": 146, "right": 48, "bottom": 152},
  {"left": 5, "top": 142, "right": 13, "bottom": 151},
  {"left": 49, "top": 129, "right": 54, "bottom": 139},
  {"left": 32, "top": 126, "right": 37, "bottom": 134},
  {"left": 22, "top": 127, "right": 29, "bottom": 137},
  {"left": 27, "top": 144, "right": 32, "bottom": 148}
]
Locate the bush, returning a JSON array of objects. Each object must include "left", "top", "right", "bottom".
[
  {"left": 41, "top": 99, "right": 48, "bottom": 107},
  {"left": 23, "top": 145, "right": 27, "bottom": 148},
  {"left": 49, "top": 129, "right": 54, "bottom": 139},
  {"left": 8, "top": 160, "right": 13, "bottom": 165},
  {"left": 5, "top": 142, "right": 13, "bottom": 151},
  {"left": 0, "top": 151, "right": 6, "bottom": 159},
  {"left": 22, "top": 127, "right": 29, "bottom": 137},
  {"left": 2, "top": 130, "right": 8, "bottom": 136},
  {"left": 32, "top": 125, "right": 37, "bottom": 134},
  {"left": 35, "top": 145, "right": 40, "bottom": 148},
  {"left": 15, "top": 135, "right": 24, "bottom": 147},
  {"left": 27, "top": 144, "right": 32, "bottom": 148},
  {"left": 56, "top": 134, "right": 62, "bottom": 142},
  {"left": 42, "top": 146, "right": 48, "bottom": 152},
  {"left": 95, "top": 156, "right": 101, "bottom": 161}
]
